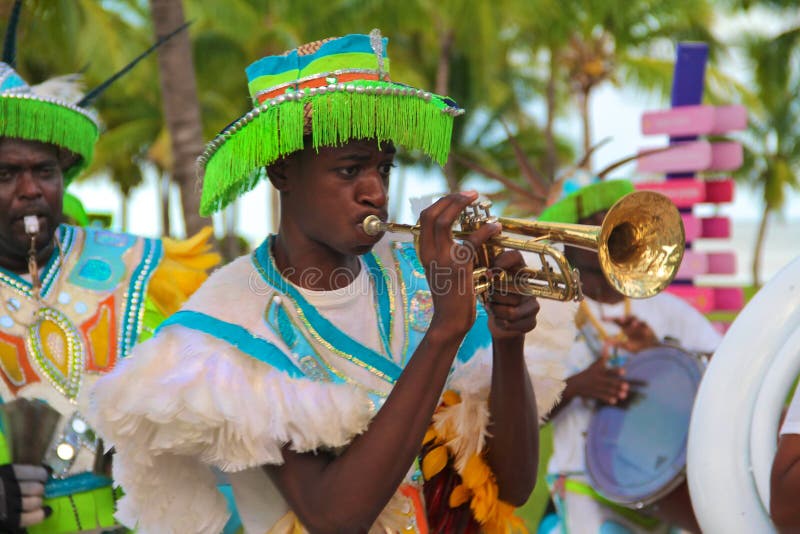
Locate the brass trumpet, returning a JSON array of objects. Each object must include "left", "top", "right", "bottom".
[{"left": 362, "top": 191, "right": 685, "bottom": 301}]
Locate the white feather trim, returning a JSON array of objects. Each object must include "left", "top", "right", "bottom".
[
  {"left": 31, "top": 74, "right": 86, "bottom": 104},
  {"left": 88, "top": 325, "right": 374, "bottom": 533},
  {"left": 437, "top": 299, "right": 576, "bottom": 471}
]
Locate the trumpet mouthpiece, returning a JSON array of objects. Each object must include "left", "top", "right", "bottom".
[
  {"left": 362, "top": 215, "right": 385, "bottom": 236},
  {"left": 23, "top": 215, "right": 40, "bottom": 236}
]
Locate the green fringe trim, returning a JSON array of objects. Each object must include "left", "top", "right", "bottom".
[
  {"left": 200, "top": 81, "right": 457, "bottom": 215},
  {"left": 0, "top": 96, "right": 99, "bottom": 183},
  {"left": 537, "top": 180, "right": 635, "bottom": 223}
]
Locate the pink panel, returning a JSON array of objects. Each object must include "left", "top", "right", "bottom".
[
  {"left": 677, "top": 250, "right": 706, "bottom": 279},
  {"left": 675, "top": 251, "right": 737, "bottom": 278},
  {"left": 637, "top": 141, "right": 711, "bottom": 173},
  {"left": 707, "top": 252, "right": 736, "bottom": 274},
  {"left": 635, "top": 179, "right": 704, "bottom": 208},
  {"left": 667, "top": 285, "right": 714, "bottom": 313},
  {"left": 666, "top": 285, "right": 744, "bottom": 312},
  {"left": 703, "top": 179, "right": 735, "bottom": 203},
  {"left": 641, "top": 105, "right": 747, "bottom": 136},
  {"left": 702, "top": 217, "right": 730, "bottom": 238},
  {"left": 710, "top": 105, "right": 747, "bottom": 134},
  {"left": 713, "top": 287, "right": 744, "bottom": 311},
  {"left": 641, "top": 105, "right": 714, "bottom": 136},
  {"left": 709, "top": 142, "right": 743, "bottom": 171},
  {"left": 682, "top": 214, "right": 701, "bottom": 242}
]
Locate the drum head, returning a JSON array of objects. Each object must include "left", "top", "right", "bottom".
[{"left": 585, "top": 345, "right": 703, "bottom": 507}]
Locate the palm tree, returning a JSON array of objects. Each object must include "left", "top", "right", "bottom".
[
  {"left": 736, "top": 26, "right": 800, "bottom": 286},
  {"left": 148, "top": 0, "right": 210, "bottom": 238}
]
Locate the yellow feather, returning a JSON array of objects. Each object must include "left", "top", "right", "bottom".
[
  {"left": 422, "top": 428, "right": 438, "bottom": 445},
  {"left": 147, "top": 228, "right": 220, "bottom": 316},
  {"left": 449, "top": 484, "right": 471, "bottom": 508},
  {"left": 442, "top": 389, "right": 461, "bottom": 407},
  {"left": 421, "top": 445, "right": 448, "bottom": 480},
  {"left": 462, "top": 455, "right": 491, "bottom": 488}
]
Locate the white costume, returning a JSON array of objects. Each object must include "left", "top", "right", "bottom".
[
  {"left": 546, "top": 292, "right": 722, "bottom": 534},
  {"left": 89, "top": 236, "right": 572, "bottom": 533}
]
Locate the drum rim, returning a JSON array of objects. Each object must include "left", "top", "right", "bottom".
[{"left": 584, "top": 345, "right": 704, "bottom": 508}]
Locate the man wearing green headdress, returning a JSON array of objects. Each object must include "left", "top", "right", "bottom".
[
  {"left": 539, "top": 178, "right": 721, "bottom": 534},
  {"left": 91, "top": 30, "right": 572, "bottom": 534},
  {"left": 0, "top": 8, "right": 219, "bottom": 532}
]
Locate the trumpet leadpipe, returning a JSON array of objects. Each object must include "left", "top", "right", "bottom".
[{"left": 361, "top": 215, "right": 419, "bottom": 237}]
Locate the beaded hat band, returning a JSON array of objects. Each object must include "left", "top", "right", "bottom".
[{"left": 198, "top": 29, "right": 465, "bottom": 216}]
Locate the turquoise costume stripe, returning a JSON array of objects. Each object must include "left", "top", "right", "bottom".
[
  {"left": 45, "top": 472, "right": 112, "bottom": 499},
  {"left": 362, "top": 252, "right": 393, "bottom": 356},
  {"left": 157, "top": 310, "right": 305, "bottom": 378},
  {"left": 265, "top": 297, "right": 342, "bottom": 384},
  {"left": 253, "top": 238, "right": 402, "bottom": 384}
]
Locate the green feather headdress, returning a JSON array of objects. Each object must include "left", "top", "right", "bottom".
[{"left": 198, "top": 29, "right": 465, "bottom": 216}]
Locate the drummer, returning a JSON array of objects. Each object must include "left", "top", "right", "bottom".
[{"left": 539, "top": 178, "right": 722, "bottom": 534}]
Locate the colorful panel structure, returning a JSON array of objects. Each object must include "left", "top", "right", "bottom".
[{"left": 634, "top": 43, "right": 746, "bottom": 329}]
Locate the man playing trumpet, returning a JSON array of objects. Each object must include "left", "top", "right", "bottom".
[
  {"left": 0, "top": 7, "right": 218, "bottom": 532},
  {"left": 90, "top": 30, "right": 572, "bottom": 533}
]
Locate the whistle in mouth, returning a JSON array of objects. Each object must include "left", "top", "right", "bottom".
[{"left": 23, "top": 215, "right": 40, "bottom": 236}]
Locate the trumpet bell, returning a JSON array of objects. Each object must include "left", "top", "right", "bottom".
[{"left": 600, "top": 191, "right": 685, "bottom": 299}]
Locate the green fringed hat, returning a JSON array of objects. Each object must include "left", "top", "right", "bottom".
[
  {"left": 1, "top": 1, "right": 187, "bottom": 185},
  {"left": 538, "top": 178, "right": 635, "bottom": 223},
  {"left": 197, "top": 29, "right": 465, "bottom": 215},
  {"left": 0, "top": 62, "right": 100, "bottom": 183}
]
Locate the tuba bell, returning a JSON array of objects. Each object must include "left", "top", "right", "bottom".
[
  {"left": 687, "top": 256, "right": 800, "bottom": 533},
  {"left": 362, "top": 190, "right": 685, "bottom": 301}
]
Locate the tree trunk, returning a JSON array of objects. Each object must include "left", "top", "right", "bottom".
[
  {"left": 160, "top": 171, "right": 171, "bottom": 237},
  {"left": 120, "top": 191, "right": 129, "bottom": 233},
  {"left": 579, "top": 87, "right": 592, "bottom": 170},
  {"left": 435, "top": 29, "right": 459, "bottom": 192},
  {"left": 544, "top": 47, "right": 558, "bottom": 183},
  {"left": 149, "top": 0, "right": 210, "bottom": 237},
  {"left": 751, "top": 202, "right": 770, "bottom": 288}
]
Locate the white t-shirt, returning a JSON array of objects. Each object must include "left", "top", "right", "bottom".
[
  {"left": 547, "top": 291, "right": 722, "bottom": 475},
  {"left": 293, "top": 259, "right": 385, "bottom": 357},
  {"left": 781, "top": 385, "right": 800, "bottom": 435}
]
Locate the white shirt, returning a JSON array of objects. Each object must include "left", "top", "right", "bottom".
[{"left": 293, "top": 259, "right": 385, "bottom": 357}]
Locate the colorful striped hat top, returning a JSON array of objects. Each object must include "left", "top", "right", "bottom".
[{"left": 198, "top": 29, "right": 465, "bottom": 215}]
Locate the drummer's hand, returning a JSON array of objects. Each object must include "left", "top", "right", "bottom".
[
  {"left": 417, "top": 191, "right": 501, "bottom": 339},
  {"left": 612, "top": 315, "right": 658, "bottom": 353},
  {"left": 486, "top": 250, "right": 540, "bottom": 341},
  {"left": 566, "top": 355, "right": 629, "bottom": 405},
  {"left": 0, "top": 464, "right": 52, "bottom": 531}
]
